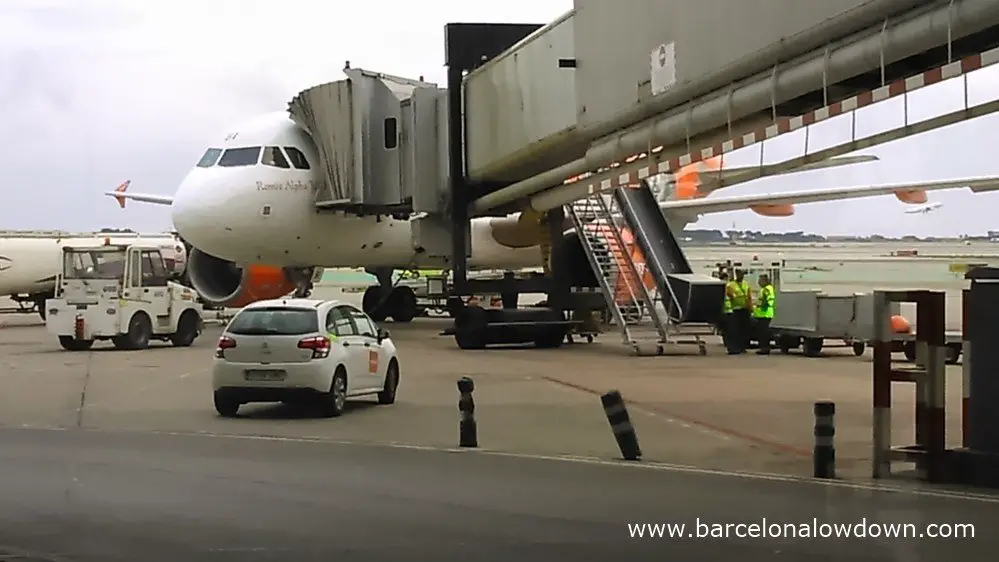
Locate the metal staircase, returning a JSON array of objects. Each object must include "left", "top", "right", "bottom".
[{"left": 565, "top": 192, "right": 673, "bottom": 349}]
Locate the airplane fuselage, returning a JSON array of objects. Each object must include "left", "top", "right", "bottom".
[
  {"left": 168, "top": 112, "right": 692, "bottom": 270},
  {"left": 172, "top": 164, "right": 694, "bottom": 270}
]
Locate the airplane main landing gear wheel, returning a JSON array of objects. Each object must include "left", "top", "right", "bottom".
[
  {"left": 363, "top": 286, "right": 388, "bottom": 322},
  {"left": 363, "top": 285, "right": 418, "bottom": 323},
  {"left": 388, "top": 287, "right": 417, "bottom": 323}
]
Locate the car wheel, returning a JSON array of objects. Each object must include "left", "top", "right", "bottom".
[
  {"left": 117, "top": 312, "right": 152, "bottom": 350},
  {"left": 213, "top": 390, "right": 239, "bottom": 418},
  {"left": 170, "top": 310, "right": 200, "bottom": 347},
  {"left": 378, "top": 360, "right": 399, "bottom": 405},
  {"left": 320, "top": 369, "right": 348, "bottom": 418}
]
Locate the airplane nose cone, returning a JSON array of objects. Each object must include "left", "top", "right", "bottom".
[
  {"left": 170, "top": 172, "right": 201, "bottom": 239},
  {"left": 171, "top": 170, "right": 225, "bottom": 254}
]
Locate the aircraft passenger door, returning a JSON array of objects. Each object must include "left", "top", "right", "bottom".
[{"left": 325, "top": 306, "right": 367, "bottom": 392}]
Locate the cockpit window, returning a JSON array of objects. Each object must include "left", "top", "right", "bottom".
[
  {"left": 262, "top": 146, "right": 290, "bottom": 169},
  {"left": 217, "top": 147, "right": 262, "bottom": 167},
  {"left": 196, "top": 148, "right": 222, "bottom": 168},
  {"left": 284, "top": 147, "right": 310, "bottom": 170}
]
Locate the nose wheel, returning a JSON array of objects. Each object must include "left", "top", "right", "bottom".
[
  {"left": 293, "top": 282, "right": 313, "bottom": 298},
  {"left": 285, "top": 267, "right": 316, "bottom": 298}
]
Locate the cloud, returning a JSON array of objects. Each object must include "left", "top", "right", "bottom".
[{"left": 1, "top": 0, "right": 997, "bottom": 238}]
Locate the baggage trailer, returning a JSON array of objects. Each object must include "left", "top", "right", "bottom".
[
  {"left": 889, "top": 330, "right": 964, "bottom": 364},
  {"left": 770, "top": 289, "right": 963, "bottom": 364}
]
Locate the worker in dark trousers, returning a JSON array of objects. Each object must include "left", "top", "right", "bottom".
[
  {"left": 717, "top": 271, "right": 733, "bottom": 351},
  {"left": 725, "top": 269, "right": 752, "bottom": 354},
  {"left": 753, "top": 273, "right": 775, "bottom": 355}
]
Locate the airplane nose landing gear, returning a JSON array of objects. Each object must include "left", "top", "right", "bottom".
[{"left": 284, "top": 267, "right": 316, "bottom": 298}]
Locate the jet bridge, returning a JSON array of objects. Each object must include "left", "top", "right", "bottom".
[{"left": 287, "top": 66, "right": 450, "bottom": 216}]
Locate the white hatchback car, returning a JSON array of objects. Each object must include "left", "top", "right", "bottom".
[{"left": 211, "top": 298, "right": 400, "bottom": 418}]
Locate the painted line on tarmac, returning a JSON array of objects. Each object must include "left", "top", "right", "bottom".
[
  {"left": 5, "top": 424, "right": 998, "bottom": 504},
  {"left": 80, "top": 371, "right": 199, "bottom": 410},
  {"left": 541, "top": 375, "right": 812, "bottom": 457},
  {"left": 542, "top": 376, "right": 733, "bottom": 442}
]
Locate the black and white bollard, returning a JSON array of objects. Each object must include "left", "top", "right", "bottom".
[
  {"left": 457, "top": 377, "right": 477, "bottom": 448},
  {"left": 813, "top": 401, "right": 836, "bottom": 478},
  {"left": 601, "top": 390, "right": 641, "bottom": 461}
]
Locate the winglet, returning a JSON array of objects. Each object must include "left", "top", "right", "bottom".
[{"left": 112, "top": 180, "right": 131, "bottom": 208}]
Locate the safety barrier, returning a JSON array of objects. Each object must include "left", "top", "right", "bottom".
[
  {"left": 871, "top": 290, "right": 947, "bottom": 483},
  {"left": 813, "top": 401, "right": 835, "bottom": 479},
  {"left": 600, "top": 390, "right": 642, "bottom": 461},
  {"left": 457, "top": 377, "right": 477, "bottom": 448}
]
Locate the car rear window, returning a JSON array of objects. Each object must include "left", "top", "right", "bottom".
[{"left": 226, "top": 307, "right": 318, "bottom": 336}]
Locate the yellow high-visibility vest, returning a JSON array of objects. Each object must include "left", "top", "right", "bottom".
[
  {"left": 726, "top": 280, "right": 750, "bottom": 310},
  {"left": 753, "top": 285, "right": 776, "bottom": 319}
]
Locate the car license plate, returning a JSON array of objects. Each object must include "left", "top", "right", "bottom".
[{"left": 245, "top": 369, "right": 286, "bottom": 381}]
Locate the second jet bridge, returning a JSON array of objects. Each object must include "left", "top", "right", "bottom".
[
  {"left": 287, "top": 66, "right": 450, "bottom": 215},
  {"left": 565, "top": 180, "right": 725, "bottom": 352}
]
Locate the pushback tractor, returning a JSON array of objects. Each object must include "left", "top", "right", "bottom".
[{"left": 46, "top": 242, "right": 205, "bottom": 351}]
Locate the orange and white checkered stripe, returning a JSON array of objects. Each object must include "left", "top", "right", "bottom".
[{"left": 566, "top": 46, "right": 999, "bottom": 192}]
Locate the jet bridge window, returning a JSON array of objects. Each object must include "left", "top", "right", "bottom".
[
  {"left": 262, "top": 146, "right": 290, "bottom": 169},
  {"left": 283, "top": 147, "right": 310, "bottom": 170},
  {"left": 196, "top": 148, "right": 222, "bottom": 168},
  {"left": 217, "top": 147, "right": 262, "bottom": 167}
]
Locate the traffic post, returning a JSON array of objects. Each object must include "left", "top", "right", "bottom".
[
  {"left": 457, "top": 376, "right": 477, "bottom": 448},
  {"left": 600, "top": 390, "right": 641, "bottom": 460},
  {"left": 813, "top": 401, "right": 836, "bottom": 478}
]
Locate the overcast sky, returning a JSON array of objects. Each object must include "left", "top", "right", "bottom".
[{"left": 2, "top": 0, "right": 999, "bottom": 238}]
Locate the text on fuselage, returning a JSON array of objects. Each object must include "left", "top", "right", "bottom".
[{"left": 256, "top": 180, "right": 315, "bottom": 192}]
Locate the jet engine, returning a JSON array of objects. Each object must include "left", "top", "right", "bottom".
[
  {"left": 749, "top": 204, "right": 795, "bottom": 217},
  {"left": 186, "top": 248, "right": 299, "bottom": 308}
]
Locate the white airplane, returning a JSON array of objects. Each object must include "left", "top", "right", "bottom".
[
  {"left": 107, "top": 111, "right": 999, "bottom": 322},
  {"left": 904, "top": 202, "right": 944, "bottom": 214},
  {"left": 0, "top": 229, "right": 186, "bottom": 318}
]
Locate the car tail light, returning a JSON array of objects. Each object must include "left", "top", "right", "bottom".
[
  {"left": 215, "top": 336, "right": 236, "bottom": 359},
  {"left": 298, "top": 335, "right": 331, "bottom": 359}
]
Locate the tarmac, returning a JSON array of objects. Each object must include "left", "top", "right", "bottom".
[
  {"left": 0, "top": 285, "right": 994, "bottom": 558},
  {"left": 0, "top": 427, "right": 993, "bottom": 560}
]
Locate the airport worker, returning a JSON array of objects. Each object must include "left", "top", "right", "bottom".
[
  {"left": 725, "top": 269, "right": 752, "bottom": 354},
  {"left": 717, "top": 271, "right": 733, "bottom": 351},
  {"left": 753, "top": 273, "right": 776, "bottom": 355}
]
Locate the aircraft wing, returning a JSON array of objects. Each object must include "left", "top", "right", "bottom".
[
  {"left": 104, "top": 188, "right": 174, "bottom": 208},
  {"left": 660, "top": 176, "right": 999, "bottom": 215},
  {"left": 695, "top": 155, "right": 880, "bottom": 193}
]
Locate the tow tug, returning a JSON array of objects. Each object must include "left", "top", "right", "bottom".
[{"left": 46, "top": 241, "right": 204, "bottom": 351}]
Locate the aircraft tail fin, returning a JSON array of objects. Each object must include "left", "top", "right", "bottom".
[{"left": 112, "top": 180, "right": 131, "bottom": 208}]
